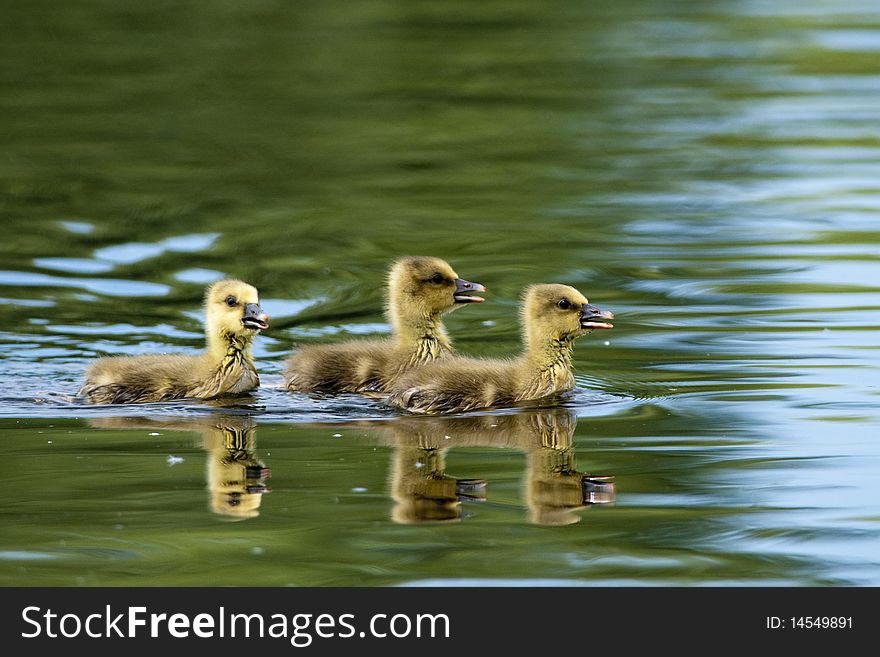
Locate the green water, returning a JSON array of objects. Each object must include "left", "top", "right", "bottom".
[{"left": 2, "top": 0, "right": 879, "bottom": 586}]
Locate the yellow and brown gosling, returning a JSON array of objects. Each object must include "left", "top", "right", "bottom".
[
  {"left": 78, "top": 280, "right": 269, "bottom": 404},
  {"left": 283, "top": 256, "right": 485, "bottom": 394},
  {"left": 385, "top": 283, "right": 613, "bottom": 414}
]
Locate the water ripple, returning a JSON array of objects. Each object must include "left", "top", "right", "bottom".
[{"left": 0, "top": 271, "right": 170, "bottom": 297}]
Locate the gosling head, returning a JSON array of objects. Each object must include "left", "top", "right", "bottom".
[
  {"left": 521, "top": 284, "right": 613, "bottom": 347},
  {"left": 204, "top": 279, "right": 269, "bottom": 340},
  {"left": 387, "top": 256, "right": 485, "bottom": 322}
]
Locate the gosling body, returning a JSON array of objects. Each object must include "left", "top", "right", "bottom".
[
  {"left": 386, "top": 284, "right": 613, "bottom": 414},
  {"left": 284, "top": 256, "right": 484, "bottom": 394},
  {"left": 79, "top": 280, "right": 269, "bottom": 404}
]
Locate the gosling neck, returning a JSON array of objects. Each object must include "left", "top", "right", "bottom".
[
  {"left": 207, "top": 330, "right": 255, "bottom": 368},
  {"left": 519, "top": 335, "right": 577, "bottom": 397},
  {"left": 389, "top": 303, "right": 452, "bottom": 356}
]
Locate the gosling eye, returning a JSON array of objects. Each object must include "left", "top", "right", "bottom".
[
  {"left": 225, "top": 295, "right": 238, "bottom": 307},
  {"left": 429, "top": 273, "right": 446, "bottom": 284},
  {"left": 557, "top": 298, "right": 571, "bottom": 310}
]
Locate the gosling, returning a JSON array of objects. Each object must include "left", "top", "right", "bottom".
[
  {"left": 283, "top": 256, "right": 485, "bottom": 394},
  {"left": 78, "top": 280, "right": 269, "bottom": 404},
  {"left": 385, "top": 284, "right": 613, "bottom": 414}
]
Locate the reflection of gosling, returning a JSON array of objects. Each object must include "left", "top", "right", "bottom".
[
  {"left": 88, "top": 415, "right": 271, "bottom": 521},
  {"left": 79, "top": 280, "right": 269, "bottom": 404},
  {"left": 387, "top": 284, "right": 613, "bottom": 414},
  {"left": 284, "top": 256, "right": 484, "bottom": 394},
  {"left": 203, "top": 419, "right": 271, "bottom": 521},
  {"left": 367, "top": 408, "right": 613, "bottom": 526},
  {"left": 526, "top": 448, "right": 614, "bottom": 526},
  {"left": 390, "top": 446, "right": 486, "bottom": 524}
]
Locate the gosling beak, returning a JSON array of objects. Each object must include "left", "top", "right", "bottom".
[
  {"left": 580, "top": 303, "right": 614, "bottom": 330},
  {"left": 453, "top": 278, "right": 486, "bottom": 304},
  {"left": 242, "top": 303, "right": 269, "bottom": 331}
]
